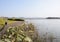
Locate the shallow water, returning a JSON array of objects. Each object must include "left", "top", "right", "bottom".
[{"left": 25, "top": 19, "right": 60, "bottom": 42}]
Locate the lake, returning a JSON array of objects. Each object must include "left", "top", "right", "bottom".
[{"left": 25, "top": 19, "right": 60, "bottom": 42}]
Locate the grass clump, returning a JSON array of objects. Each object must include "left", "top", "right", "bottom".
[{"left": 0, "top": 18, "right": 5, "bottom": 25}]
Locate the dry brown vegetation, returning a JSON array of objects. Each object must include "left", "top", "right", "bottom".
[{"left": 0, "top": 23, "right": 41, "bottom": 42}]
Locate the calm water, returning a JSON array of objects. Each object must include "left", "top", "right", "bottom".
[{"left": 25, "top": 19, "right": 60, "bottom": 42}]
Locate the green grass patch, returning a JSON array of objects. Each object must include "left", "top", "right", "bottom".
[
  {"left": 0, "top": 18, "right": 5, "bottom": 25},
  {"left": 0, "top": 18, "right": 16, "bottom": 24},
  {"left": 0, "top": 18, "right": 16, "bottom": 27}
]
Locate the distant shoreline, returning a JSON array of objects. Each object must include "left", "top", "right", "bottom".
[
  {"left": 1, "top": 17, "right": 60, "bottom": 19},
  {"left": 46, "top": 17, "right": 60, "bottom": 19}
]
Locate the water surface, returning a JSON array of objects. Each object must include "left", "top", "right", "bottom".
[{"left": 25, "top": 19, "right": 60, "bottom": 42}]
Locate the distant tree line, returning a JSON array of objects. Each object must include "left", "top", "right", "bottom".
[{"left": 8, "top": 18, "right": 24, "bottom": 21}]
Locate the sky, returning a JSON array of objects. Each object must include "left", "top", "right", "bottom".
[{"left": 0, "top": 0, "right": 60, "bottom": 17}]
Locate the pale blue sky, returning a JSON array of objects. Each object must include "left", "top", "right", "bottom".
[{"left": 0, "top": 0, "right": 60, "bottom": 17}]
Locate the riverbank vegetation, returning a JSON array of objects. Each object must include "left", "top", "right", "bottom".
[{"left": 0, "top": 23, "right": 41, "bottom": 42}]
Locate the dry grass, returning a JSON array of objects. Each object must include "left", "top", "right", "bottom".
[{"left": 0, "top": 22, "right": 41, "bottom": 42}]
